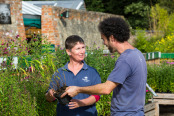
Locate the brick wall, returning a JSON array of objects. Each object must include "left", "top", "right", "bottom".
[
  {"left": 0, "top": 0, "right": 26, "bottom": 43},
  {"left": 42, "top": 6, "right": 123, "bottom": 48},
  {"left": 0, "top": 2, "right": 132, "bottom": 49}
]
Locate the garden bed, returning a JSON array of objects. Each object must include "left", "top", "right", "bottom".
[
  {"left": 148, "top": 93, "right": 174, "bottom": 116},
  {"left": 149, "top": 93, "right": 174, "bottom": 105},
  {"left": 144, "top": 101, "right": 159, "bottom": 116}
]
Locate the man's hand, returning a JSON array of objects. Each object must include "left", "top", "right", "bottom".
[{"left": 61, "top": 86, "right": 79, "bottom": 98}]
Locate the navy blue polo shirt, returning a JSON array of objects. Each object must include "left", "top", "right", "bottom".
[{"left": 48, "top": 61, "right": 101, "bottom": 116}]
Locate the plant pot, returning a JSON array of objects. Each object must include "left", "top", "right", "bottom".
[{"left": 54, "top": 87, "right": 72, "bottom": 105}]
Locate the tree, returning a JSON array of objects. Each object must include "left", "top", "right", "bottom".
[
  {"left": 157, "top": 0, "right": 174, "bottom": 14},
  {"left": 84, "top": 0, "right": 105, "bottom": 12},
  {"left": 150, "top": 4, "right": 169, "bottom": 35},
  {"left": 98, "top": 0, "right": 158, "bottom": 29},
  {"left": 124, "top": 2, "right": 150, "bottom": 29}
]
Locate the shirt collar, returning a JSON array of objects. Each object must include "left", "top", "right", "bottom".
[{"left": 63, "top": 60, "right": 88, "bottom": 71}]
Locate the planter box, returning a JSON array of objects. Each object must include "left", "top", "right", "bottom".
[
  {"left": 149, "top": 93, "right": 174, "bottom": 105},
  {"left": 144, "top": 101, "right": 159, "bottom": 116}
]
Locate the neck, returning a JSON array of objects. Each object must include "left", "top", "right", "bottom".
[
  {"left": 117, "top": 41, "right": 134, "bottom": 54},
  {"left": 68, "top": 59, "right": 84, "bottom": 76},
  {"left": 68, "top": 59, "right": 83, "bottom": 70}
]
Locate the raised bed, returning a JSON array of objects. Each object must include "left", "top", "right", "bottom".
[
  {"left": 149, "top": 93, "right": 174, "bottom": 105},
  {"left": 149, "top": 93, "right": 174, "bottom": 116},
  {"left": 144, "top": 101, "right": 159, "bottom": 116}
]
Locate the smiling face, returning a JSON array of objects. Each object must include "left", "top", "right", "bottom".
[
  {"left": 101, "top": 34, "right": 117, "bottom": 53},
  {"left": 66, "top": 42, "right": 86, "bottom": 62}
]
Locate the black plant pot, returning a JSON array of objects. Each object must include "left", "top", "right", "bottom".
[{"left": 54, "top": 89, "right": 72, "bottom": 105}]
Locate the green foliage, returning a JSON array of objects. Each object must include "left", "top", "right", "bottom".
[
  {"left": 1, "top": 34, "right": 173, "bottom": 115},
  {"left": 85, "top": 47, "right": 117, "bottom": 82},
  {"left": 96, "top": 93, "right": 112, "bottom": 116},
  {"left": 157, "top": 0, "right": 174, "bottom": 14},
  {"left": 27, "top": 34, "right": 42, "bottom": 55},
  {"left": 55, "top": 46, "right": 69, "bottom": 68},
  {"left": 149, "top": 3, "right": 174, "bottom": 36},
  {"left": 124, "top": 2, "right": 150, "bottom": 29},
  {"left": 83, "top": 0, "right": 160, "bottom": 29},
  {"left": 0, "top": 70, "right": 38, "bottom": 116},
  {"left": 166, "top": 13, "right": 174, "bottom": 35},
  {"left": 0, "top": 35, "right": 57, "bottom": 115},
  {"left": 147, "top": 63, "right": 174, "bottom": 93},
  {"left": 154, "top": 34, "right": 174, "bottom": 53},
  {"left": 0, "top": 36, "right": 117, "bottom": 115},
  {"left": 150, "top": 4, "right": 169, "bottom": 35},
  {"left": 134, "top": 30, "right": 149, "bottom": 53},
  {"left": 84, "top": 0, "right": 105, "bottom": 12},
  {"left": 145, "top": 90, "right": 153, "bottom": 104},
  {"left": 133, "top": 30, "right": 174, "bottom": 53}
]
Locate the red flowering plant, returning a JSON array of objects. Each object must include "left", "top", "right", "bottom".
[
  {"left": 145, "top": 89, "right": 152, "bottom": 104},
  {"left": 145, "top": 83, "right": 158, "bottom": 104}
]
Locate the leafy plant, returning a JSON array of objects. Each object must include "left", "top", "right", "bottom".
[
  {"left": 124, "top": 2, "right": 150, "bottom": 29},
  {"left": 150, "top": 4, "right": 169, "bottom": 36},
  {"left": 134, "top": 30, "right": 149, "bottom": 53},
  {"left": 1, "top": 33, "right": 173, "bottom": 115},
  {"left": 147, "top": 63, "right": 174, "bottom": 93},
  {"left": 145, "top": 90, "right": 152, "bottom": 104},
  {"left": 154, "top": 34, "right": 174, "bottom": 53}
]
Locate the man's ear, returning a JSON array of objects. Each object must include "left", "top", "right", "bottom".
[
  {"left": 109, "top": 35, "right": 115, "bottom": 42},
  {"left": 66, "top": 49, "right": 71, "bottom": 56}
]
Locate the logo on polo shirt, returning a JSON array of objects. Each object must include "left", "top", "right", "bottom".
[{"left": 82, "top": 76, "right": 90, "bottom": 82}]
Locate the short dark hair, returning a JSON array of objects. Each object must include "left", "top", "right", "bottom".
[
  {"left": 98, "top": 17, "right": 130, "bottom": 42},
  {"left": 65, "top": 35, "right": 84, "bottom": 50}
]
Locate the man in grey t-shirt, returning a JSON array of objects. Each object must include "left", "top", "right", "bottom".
[
  {"left": 61, "top": 17, "right": 147, "bottom": 116},
  {"left": 108, "top": 48, "right": 147, "bottom": 115}
]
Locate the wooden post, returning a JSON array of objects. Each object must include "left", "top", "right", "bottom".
[{"left": 144, "top": 101, "right": 159, "bottom": 116}]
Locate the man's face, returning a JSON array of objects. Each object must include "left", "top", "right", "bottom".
[{"left": 101, "top": 34, "right": 115, "bottom": 53}]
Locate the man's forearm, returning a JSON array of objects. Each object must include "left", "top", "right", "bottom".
[
  {"left": 61, "top": 80, "right": 118, "bottom": 98},
  {"left": 78, "top": 81, "right": 118, "bottom": 95}
]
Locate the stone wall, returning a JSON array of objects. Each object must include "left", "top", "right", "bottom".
[
  {"left": 42, "top": 6, "right": 123, "bottom": 48},
  {"left": 0, "top": 0, "right": 26, "bottom": 43}
]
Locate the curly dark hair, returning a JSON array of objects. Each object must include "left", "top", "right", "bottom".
[{"left": 98, "top": 17, "right": 130, "bottom": 42}]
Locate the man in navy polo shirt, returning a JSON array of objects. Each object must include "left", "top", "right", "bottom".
[
  {"left": 61, "top": 17, "right": 147, "bottom": 116},
  {"left": 45, "top": 35, "right": 101, "bottom": 116}
]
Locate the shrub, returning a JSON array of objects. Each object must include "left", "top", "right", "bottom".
[
  {"left": 154, "top": 34, "right": 174, "bottom": 53},
  {"left": 147, "top": 63, "right": 174, "bottom": 93},
  {"left": 1, "top": 34, "right": 173, "bottom": 115}
]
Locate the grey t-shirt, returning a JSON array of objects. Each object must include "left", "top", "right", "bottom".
[{"left": 107, "top": 48, "right": 147, "bottom": 116}]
